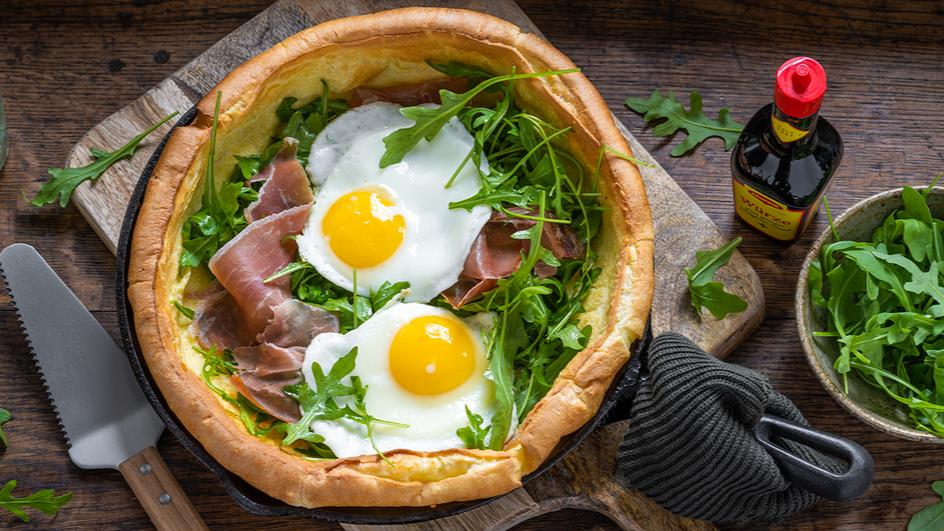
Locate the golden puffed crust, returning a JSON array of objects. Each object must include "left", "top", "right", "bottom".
[{"left": 128, "top": 7, "right": 653, "bottom": 508}]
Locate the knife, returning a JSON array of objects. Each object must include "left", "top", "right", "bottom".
[{"left": 0, "top": 243, "right": 207, "bottom": 531}]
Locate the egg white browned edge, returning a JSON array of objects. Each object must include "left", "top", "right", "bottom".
[{"left": 128, "top": 7, "right": 654, "bottom": 508}]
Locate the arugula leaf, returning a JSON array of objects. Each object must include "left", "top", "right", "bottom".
[
  {"left": 909, "top": 481, "right": 944, "bottom": 531},
  {"left": 179, "top": 92, "right": 248, "bottom": 269},
  {"left": 456, "top": 406, "right": 490, "bottom": 450},
  {"left": 427, "top": 60, "right": 494, "bottom": 87},
  {"left": 32, "top": 112, "right": 178, "bottom": 207},
  {"left": 685, "top": 237, "right": 748, "bottom": 318},
  {"left": 0, "top": 408, "right": 10, "bottom": 447},
  {"left": 625, "top": 90, "right": 742, "bottom": 156},
  {"left": 811, "top": 180, "right": 944, "bottom": 436},
  {"left": 282, "top": 348, "right": 406, "bottom": 456},
  {"left": 0, "top": 480, "right": 72, "bottom": 523},
  {"left": 172, "top": 300, "right": 195, "bottom": 320},
  {"left": 380, "top": 68, "right": 579, "bottom": 167}
]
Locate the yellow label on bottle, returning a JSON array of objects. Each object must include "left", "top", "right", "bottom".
[
  {"left": 733, "top": 180, "right": 805, "bottom": 240},
  {"left": 771, "top": 114, "right": 810, "bottom": 143}
]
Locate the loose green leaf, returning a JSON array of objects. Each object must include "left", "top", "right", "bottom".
[
  {"left": 685, "top": 237, "right": 748, "bottom": 318},
  {"left": 456, "top": 406, "right": 490, "bottom": 450},
  {"left": 909, "top": 481, "right": 944, "bottom": 531},
  {"left": 0, "top": 408, "right": 10, "bottom": 447},
  {"left": 0, "top": 480, "right": 72, "bottom": 523},
  {"left": 380, "top": 68, "right": 579, "bottom": 167},
  {"left": 625, "top": 90, "right": 742, "bottom": 156},
  {"left": 32, "top": 112, "right": 178, "bottom": 207}
]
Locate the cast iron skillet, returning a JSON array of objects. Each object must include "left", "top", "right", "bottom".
[{"left": 116, "top": 108, "right": 873, "bottom": 524}]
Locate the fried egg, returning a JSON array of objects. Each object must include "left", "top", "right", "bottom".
[
  {"left": 301, "top": 302, "right": 501, "bottom": 457},
  {"left": 297, "top": 102, "right": 491, "bottom": 303}
]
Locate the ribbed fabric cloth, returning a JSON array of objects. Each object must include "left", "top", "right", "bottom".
[{"left": 617, "top": 333, "right": 843, "bottom": 524}]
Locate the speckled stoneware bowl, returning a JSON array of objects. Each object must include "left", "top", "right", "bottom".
[{"left": 796, "top": 186, "right": 944, "bottom": 444}]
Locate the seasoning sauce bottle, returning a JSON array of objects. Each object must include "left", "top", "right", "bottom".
[{"left": 731, "top": 57, "right": 842, "bottom": 241}]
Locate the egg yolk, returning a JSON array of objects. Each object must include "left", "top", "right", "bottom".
[
  {"left": 322, "top": 189, "right": 405, "bottom": 268},
  {"left": 389, "top": 316, "right": 476, "bottom": 395}
]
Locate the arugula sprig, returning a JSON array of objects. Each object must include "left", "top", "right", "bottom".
[
  {"left": 0, "top": 480, "right": 72, "bottom": 523},
  {"left": 456, "top": 406, "right": 490, "bottom": 450},
  {"left": 181, "top": 83, "right": 347, "bottom": 269},
  {"left": 282, "top": 348, "right": 406, "bottom": 456},
  {"left": 686, "top": 237, "right": 749, "bottom": 319},
  {"left": 266, "top": 259, "right": 408, "bottom": 333},
  {"left": 625, "top": 90, "right": 742, "bottom": 156},
  {"left": 380, "top": 67, "right": 580, "bottom": 167},
  {"left": 32, "top": 112, "right": 178, "bottom": 207},
  {"left": 0, "top": 408, "right": 9, "bottom": 448},
  {"left": 811, "top": 180, "right": 944, "bottom": 437}
]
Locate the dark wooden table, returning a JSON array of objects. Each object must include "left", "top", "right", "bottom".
[{"left": 1, "top": 1, "right": 942, "bottom": 529}]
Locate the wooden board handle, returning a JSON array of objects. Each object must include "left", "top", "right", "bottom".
[{"left": 118, "top": 446, "right": 208, "bottom": 531}]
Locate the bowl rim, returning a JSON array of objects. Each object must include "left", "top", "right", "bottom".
[{"left": 795, "top": 186, "right": 944, "bottom": 444}]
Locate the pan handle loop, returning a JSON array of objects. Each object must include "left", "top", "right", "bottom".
[{"left": 754, "top": 413, "right": 874, "bottom": 501}]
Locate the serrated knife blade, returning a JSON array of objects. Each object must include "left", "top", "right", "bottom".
[{"left": 0, "top": 243, "right": 206, "bottom": 530}]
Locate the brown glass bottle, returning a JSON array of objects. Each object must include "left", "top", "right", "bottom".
[{"left": 731, "top": 57, "right": 842, "bottom": 242}]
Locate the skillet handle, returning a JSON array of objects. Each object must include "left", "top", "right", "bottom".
[{"left": 754, "top": 414, "right": 874, "bottom": 501}]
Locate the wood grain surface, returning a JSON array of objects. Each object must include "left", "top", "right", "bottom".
[{"left": 1, "top": 1, "right": 942, "bottom": 530}]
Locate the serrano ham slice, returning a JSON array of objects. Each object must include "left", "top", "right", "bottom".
[
  {"left": 350, "top": 77, "right": 469, "bottom": 107},
  {"left": 260, "top": 299, "right": 339, "bottom": 349},
  {"left": 231, "top": 343, "right": 305, "bottom": 422},
  {"left": 443, "top": 209, "right": 584, "bottom": 308},
  {"left": 208, "top": 204, "right": 311, "bottom": 338},
  {"left": 244, "top": 139, "right": 314, "bottom": 223}
]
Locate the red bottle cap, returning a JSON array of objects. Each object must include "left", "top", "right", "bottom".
[{"left": 774, "top": 57, "right": 827, "bottom": 118}]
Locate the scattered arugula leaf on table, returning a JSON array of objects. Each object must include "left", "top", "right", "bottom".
[
  {"left": 685, "top": 237, "right": 748, "bottom": 319},
  {"left": 0, "top": 408, "right": 10, "bottom": 448},
  {"left": 909, "top": 481, "right": 944, "bottom": 531},
  {"left": 0, "top": 480, "right": 72, "bottom": 523},
  {"left": 625, "top": 90, "right": 742, "bottom": 156},
  {"left": 32, "top": 112, "right": 178, "bottom": 207}
]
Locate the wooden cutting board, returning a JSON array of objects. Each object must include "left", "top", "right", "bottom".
[{"left": 64, "top": 0, "right": 765, "bottom": 529}]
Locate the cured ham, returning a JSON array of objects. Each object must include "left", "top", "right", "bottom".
[
  {"left": 259, "top": 299, "right": 339, "bottom": 349},
  {"left": 192, "top": 284, "right": 254, "bottom": 351},
  {"left": 231, "top": 344, "right": 305, "bottom": 422},
  {"left": 443, "top": 209, "right": 584, "bottom": 308},
  {"left": 244, "top": 139, "right": 314, "bottom": 223},
  {"left": 350, "top": 77, "right": 469, "bottom": 107},
  {"left": 208, "top": 204, "right": 311, "bottom": 337}
]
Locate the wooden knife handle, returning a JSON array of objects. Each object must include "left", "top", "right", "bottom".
[{"left": 118, "top": 446, "right": 208, "bottom": 531}]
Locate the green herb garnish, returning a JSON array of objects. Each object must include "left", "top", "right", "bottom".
[
  {"left": 909, "top": 481, "right": 944, "bottom": 531},
  {"left": 180, "top": 83, "right": 347, "bottom": 270},
  {"left": 380, "top": 68, "right": 580, "bottom": 168},
  {"left": 456, "top": 406, "right": 490, "bottom": 450},
  {"left": 625, "top": 90, "right": 742, "bottom": 157},
  {"left": 686, "top": 237, "right": 748, "bottom": 319},
  {"left": 0, "top": 408, "right": 10, "bottom": 448},
  {"left": 282, "top": 348, "right": 406, "bottom": 457},
  {"left": 0, "top": 480, "right": 72, "bottom": 523},
  {"left": 32, "top": 112, "right": 178, "bottom": 207},
  {"left": 810, "top": 182, "right": 944, "bottom": 437},
  {"left": 172, "top": 301, "right": 195, "bottom": 320}
]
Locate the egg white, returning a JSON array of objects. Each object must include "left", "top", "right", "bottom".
[
  {"left": 298, "top": 101, "right": 491, "bottom": 303},
  {"left": 301, "top": 303, "right": 498, "bottom": 457}
]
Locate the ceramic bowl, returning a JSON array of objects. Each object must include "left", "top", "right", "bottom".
[{"left": 796, "top": 187, "right": 944, "bottom": 444}]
